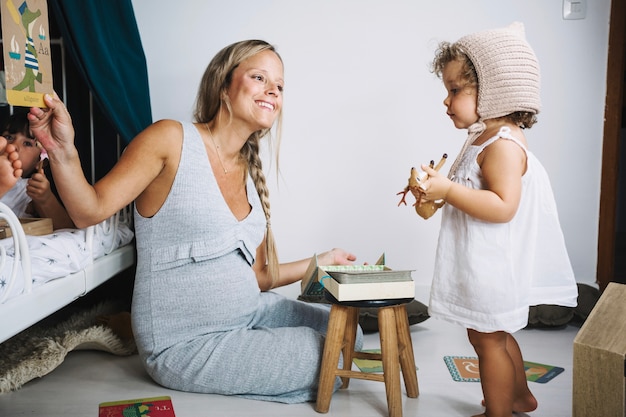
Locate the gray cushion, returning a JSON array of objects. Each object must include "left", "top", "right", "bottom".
[
  {"left": 358, "top": 299, "right": 429, "bottom": 333},
  {"left": 526, "top": 283, "right": 600, "bottom": 328},
  {"left": 297, "top": 295, "right": 429, "bottom": 333},
  {"left": 527, "top": 304, "right": 574, "bottom": 328}
]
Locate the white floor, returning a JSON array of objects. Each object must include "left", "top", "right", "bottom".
[{"left": 0, "top": 286, "right": 579, "bottom": 417}]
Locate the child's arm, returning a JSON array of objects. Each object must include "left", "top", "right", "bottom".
[
  {"left": 26, "top": 168, "right": 75, "bottom": 229},
  {"left": 421, "top": 139, "right": 526, "bottom": 223}
]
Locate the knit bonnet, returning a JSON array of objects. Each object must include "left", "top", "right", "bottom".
[{"left": 456, "top": 22, "right": 541, "bottom": 120}]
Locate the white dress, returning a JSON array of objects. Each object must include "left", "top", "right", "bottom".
[
  {"left": 428, "top": 127, "right": 578, "bottom": 333},
  {"left": 0, "top": 178, "right": 31, "bottom": 217}
]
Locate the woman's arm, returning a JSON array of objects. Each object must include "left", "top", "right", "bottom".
[
  {"left": 29, "top": 94, "right": 177, "bottom": 227},
  {"left": 253, "top": 242, "right": 357, "bottom": 291}
]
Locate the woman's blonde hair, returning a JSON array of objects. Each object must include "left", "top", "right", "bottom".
[{"left": 194, "top": 40, "right": 283, "bottom": 286}]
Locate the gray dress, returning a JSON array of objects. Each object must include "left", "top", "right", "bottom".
[{"left": 131, "top": 122, "right": 359, "bottom": 403}]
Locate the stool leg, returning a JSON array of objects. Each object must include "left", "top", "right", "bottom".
[
  {"left": 379, "top": 307, "right": 403, "bottom": 417},
  {"left": 340, "top": 306, "right": 360, "bottom": 388},
  {"left": 316, "top": 304, "right": 348, "bottom": 413},
  {"left": 394, "top": 305, "right": 419, "bottom": 398}
]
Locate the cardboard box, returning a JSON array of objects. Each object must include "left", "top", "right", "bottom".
[
  {"left": 573, "top": 282, "right": 626, "bottom": 417},
  {"left": 0, "top": 217, "right": 53, "bottom": 239}
]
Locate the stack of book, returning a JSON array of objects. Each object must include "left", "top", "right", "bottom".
[{"left": 301, "top": 254, "right": 415, "bottom": 302}]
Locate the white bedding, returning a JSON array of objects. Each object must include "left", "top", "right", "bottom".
[
  {"left": 0, "top": 221, "right": 134, "bottom": 304},
  {"left": 0, "top": 202, "right": 136, "bottom": 344}
]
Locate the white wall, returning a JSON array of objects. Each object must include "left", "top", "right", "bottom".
[{"left": 131, "top": 0, "right": 611, "bottom": 298}]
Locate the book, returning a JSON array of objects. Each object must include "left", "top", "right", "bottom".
[
  {"left": 327, "top": 269, "right": 413, "bottom": 284},
  {"left": 301, "top": 253, "right": 394, "bottom": 298},
  {"left": 443, "top": 356, "right": 565, "bottom": 383},
  {"left": 1, "top": 0, "right": 54, "bottom": 108},
  {"left": 300, "top": 253, "right": 415, "bottom": 301},
  {"left": 321, "top": 275, "right": 415, "bottom": 301},
  {"left": 99, "top": 396, "right": 176, "bottom": 417}
]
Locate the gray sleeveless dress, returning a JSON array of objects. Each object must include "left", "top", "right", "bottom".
[{"left": 131, "top": 122, "right": 358, "bottom": 403}]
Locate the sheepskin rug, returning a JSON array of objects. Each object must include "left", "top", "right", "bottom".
[{"left": 0, "top": 302, "right": 136, "bottom": 393}]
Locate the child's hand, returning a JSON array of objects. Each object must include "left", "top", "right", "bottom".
[
  {"left": 26, "top": 168, "right": 55, "bottom": 204},
  {"left": 420, "top": 164, "right": 452, "bottom": 202}
]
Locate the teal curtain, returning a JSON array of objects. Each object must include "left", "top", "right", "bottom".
[{"left": 49, "top": 0, "right": 152, "bottom": 144}]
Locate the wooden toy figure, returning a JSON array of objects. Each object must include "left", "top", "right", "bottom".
[{"left": 397, "top": 154, "right": 447, "bottom": 219}]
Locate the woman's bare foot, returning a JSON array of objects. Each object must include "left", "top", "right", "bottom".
[
  {"left": 97, "top": 311, "right": 134, "bottom": 342},
  {"left": 0, "top": 139, "right": 22, "bottom": 196}
]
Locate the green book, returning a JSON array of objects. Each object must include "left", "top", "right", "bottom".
[{"left": 327, "top": 269, "right": 413, "bottom": 284}]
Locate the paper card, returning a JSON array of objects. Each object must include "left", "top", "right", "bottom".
[
  {"left": 523, "top": 360, "right": 565, "bottom": 383},
  {"left": 353, "top": 349, "right": 384, "bottom": 373},
  {"left": 444, "top": 356, "right": 481, "bottom": 382},
  {"left": 353, "top": 349, "right": 419, "bottom": 373},
  {"left": 1, "top": 0, "right": 53, "bottom": 108},
  {"left": 443, "top": 356, "right": 565, "bottom": 383},
  {"left": 98, "top": 396, "right": 176, "bottom": 417}
]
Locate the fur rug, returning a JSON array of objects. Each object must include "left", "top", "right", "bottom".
[{"left": 0, "top": 301, "right": 136, "bottom": 393}]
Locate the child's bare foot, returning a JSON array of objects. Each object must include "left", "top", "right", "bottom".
[
  {"left": 512, "top": 393, "right": 537, "bottom": 413},
  {"left": 0, "top": 139, "right": 22, "bottom": 196},
  {"left": 480, "top": 393, "right": 538, "bottom": 414}
]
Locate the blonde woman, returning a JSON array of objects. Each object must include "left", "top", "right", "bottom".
[{"left": 29, "top": 39, "right": 361, "bottom": 403}]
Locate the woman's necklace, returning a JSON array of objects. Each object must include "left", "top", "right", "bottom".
[{"left": 206, "top": 123, "right": 229, "bottom": 174}]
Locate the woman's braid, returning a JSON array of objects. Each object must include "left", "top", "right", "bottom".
[{"left": 242, "top": 133, "right": 279, "bottom": 286}]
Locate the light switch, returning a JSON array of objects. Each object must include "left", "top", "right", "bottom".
[{"left": 563, "top": 0, "right": 587, "bottom": 20}]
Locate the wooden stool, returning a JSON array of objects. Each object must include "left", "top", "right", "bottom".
[{"left": 315, "top": 293, "right": 419, "bottom": 417}]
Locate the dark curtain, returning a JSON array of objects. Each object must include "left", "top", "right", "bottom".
[{"left": 49, "top": 0, "right": 152, "bottom": 144}]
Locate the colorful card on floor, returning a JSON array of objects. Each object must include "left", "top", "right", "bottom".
[
  {"left": 523, "top": 360, "right": 565, "bottom": 383},
  {"left": 444, "top": 356, "right": 564, "bottom": 383},
  {"left": 444, "top": 356, "right": 481, "bottom": 382},
  {"left": 353, "top": 349, "right": 419, "bottom": 374},
  {"left": 353, "top": 349, "right": 383, "bottom": 373},
  {"left": 99, "top": 396, "right": 176, "bottom": 417}
]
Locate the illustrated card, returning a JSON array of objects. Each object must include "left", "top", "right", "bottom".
[
  {"left": 444, "top": 356, "right": 565, "bottom": 383},
  {"left": 1, "top": 0, "right": 53, "bottom": 107},
  {"left": 98, "top": 396, "right": 176, "bottom": 417}
]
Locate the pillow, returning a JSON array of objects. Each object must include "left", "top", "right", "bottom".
[
  {"left": 526, "top": 283, "right": 601, "bottom": 328},
  {"left": 527, "top": 304, "right": 574, "bottom": 328},
  {"left": 572, "top": 283, "right": 600, "bottom": 324},
  {"left": 358, "top": 299, "right": 430, "bottom": 333},
  {"left": 297, "top": 295, "right": 429, "bottom": 333}
]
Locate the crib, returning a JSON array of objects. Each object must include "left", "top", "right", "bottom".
[{"left": 0, "top": 202, "right": 135, "bottom": 343}]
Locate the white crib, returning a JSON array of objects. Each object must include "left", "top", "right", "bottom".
[{"left": 0, "top": 202, "right": 135, "bottom": 343}]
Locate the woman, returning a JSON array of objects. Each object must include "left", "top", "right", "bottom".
[{"left": 29, "top": 39, "right": 361, "bottom": 403}]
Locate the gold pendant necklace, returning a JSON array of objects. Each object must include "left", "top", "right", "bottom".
[{"left": 206, "top": 123, "right": 228, "bottom": 174}]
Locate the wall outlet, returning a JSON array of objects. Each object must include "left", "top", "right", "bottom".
[{"left": 563, "top": 0, "right": 587, "bottom": 20}]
